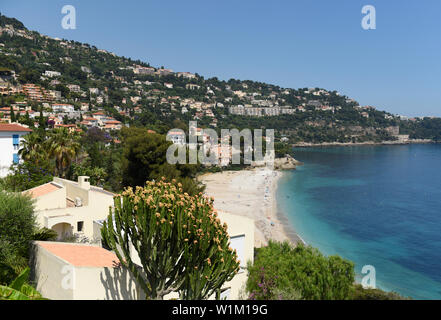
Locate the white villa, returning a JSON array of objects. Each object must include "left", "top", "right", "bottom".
[
  {"left": 24, "top": 176, "right": 115, "bottom": 240},
  {"left": 27, "top": 177, "right": 254, "bottom": 300},
  {"left": 0, "top": 123, "right": 32, "bottom": 177}
]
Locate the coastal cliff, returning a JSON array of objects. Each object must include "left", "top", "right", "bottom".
[{"left": 273, "top": 154, "right": 303, "bottom": 170}]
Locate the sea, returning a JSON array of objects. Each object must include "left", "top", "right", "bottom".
[{"left": 276, "top": 144, "right": 441, "bottom": 299}]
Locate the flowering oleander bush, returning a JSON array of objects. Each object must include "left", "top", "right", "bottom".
[
  {"left": 101, "top": 178, "right": 240, "bottom": 300},
  {"left": 247, "top": 266, "right": 302, "bottom": 300}
]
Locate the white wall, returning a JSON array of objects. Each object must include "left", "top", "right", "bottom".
[
  {"left": 30, "top": 242, "right": 145, "bottom": 300},
  {"left": 0, "top": 131, "right": 28, "bottom": 177},
  {"left": 32, "top": 185, "right": 67, "bottom": 212},
  {"left": 30, "top": 243, "right": 74, "bottom": 300},
  {"left": 38, "top": 177, "right": 115, "bottom": 239},
  {"left": 37, "top": 199, "right": 113, "bottom": 239},
  {"left": 217, "top": 212, "right": 254, "bottom": 299},
  {"left": 73, "top": 266, "right": 145, "bottom": 300}
]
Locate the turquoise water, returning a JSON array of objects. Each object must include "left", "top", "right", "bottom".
[{"left": 276, "top": 144, "right": 441, "bottom": 300}]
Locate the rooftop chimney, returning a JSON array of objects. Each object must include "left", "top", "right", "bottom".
[{"left": 78, "top": 176, "right": 90, "bottom": 190}]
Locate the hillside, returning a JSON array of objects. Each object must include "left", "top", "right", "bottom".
[{"left": 0, "top": 13, "right": 440, "bottom": 143}]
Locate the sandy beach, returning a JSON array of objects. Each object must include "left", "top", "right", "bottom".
[{"left": 199, "top": 168, "right": 302, "bottom": 247}]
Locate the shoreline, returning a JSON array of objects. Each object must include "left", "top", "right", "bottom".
[
  {"left": 198, "top": 168, "right": 303, "bottom": 247},
  {"left": 272, "top": 174, "right": 306, "bottom": 246},
  {"left": 199, "top": 167, "right": 302, "bottom": 247},
  {"left": 292, "top": 139, "right": 436, "bottom": 148}
]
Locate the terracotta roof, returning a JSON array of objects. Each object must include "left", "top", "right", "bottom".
[
  {"left": 37, "top": 242, "right": 119, "bottom": 267},
  {"left": 0, "top": 123, "right": 32, "bottom": 132},
  {"left": 24, "top": 182, "right": 62, "bottom": 198}
]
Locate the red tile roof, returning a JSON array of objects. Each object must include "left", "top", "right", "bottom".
[
  {"left": 0, "top": 123, "right": 32, "bottom": 132},
  {"left": 37, "top": 242, "right": 120, "bottom": 267},
  {"left": 24, "top": 182, "right": 62, "bottom": 198}
]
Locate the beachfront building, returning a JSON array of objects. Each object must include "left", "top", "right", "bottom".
[
  {"left": 23, "top": 176, "right": 115, "bottom": 240},
  {"left": 0, "top": 123, "right": 32, "bottom": 177},
  {"left": 30, "top": 241, "right": 145, "bottom": 300}
]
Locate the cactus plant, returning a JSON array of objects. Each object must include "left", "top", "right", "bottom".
[{"left": 101, "top": 178, "right": 240, "bottom": 300}]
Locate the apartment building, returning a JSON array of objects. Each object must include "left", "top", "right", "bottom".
[{"left": 22, "top": 84, "right": 45, "bottom": 101}]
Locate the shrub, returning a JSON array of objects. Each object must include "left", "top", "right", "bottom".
[
  {"left": 351, "top": 284, "right": 409, "bottom": 300},
  {"left": 0, "top": 191, "right": 36, "bottom": 284},
  {"left": 246, "top": 241, "right": 355, "bottom": 300}
]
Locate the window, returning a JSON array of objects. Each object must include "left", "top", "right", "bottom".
[
  {"left": 77, "top": 221, "right": 84, "bottom": 232},
  {"left": 12, "top": 153, "right": 19, "bottom": 164},
  {"left": 229, "top": 234, "right": 246, "bottom": 270},
  {"left": 12, "top": 134, "right": 19, "bottom": 146}
]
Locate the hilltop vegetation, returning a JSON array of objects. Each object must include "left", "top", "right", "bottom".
[{"left": 1, "top": 13, "right": 440, "bottom": 144}]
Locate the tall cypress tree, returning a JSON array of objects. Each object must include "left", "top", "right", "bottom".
[
  {"left": 38, "top": 107, "right": 45, "bottom": 129},
  {"left": 10, "top": 105, "right": 15, "bottom": 122}
]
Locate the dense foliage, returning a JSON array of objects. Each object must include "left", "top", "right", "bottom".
[
  {"left": 120, "top": 127, "right": 204, "bottom": 195},
  {"left": 246, "top": 241, "right": 408, "bottom": 300},
  {"left": 401, "top": 118, "right": 441, "bottom": 141},
  {"left": 246, "top": 241, "right": 355, "bottom": 300},
  {"left": 0, "top": 191, "right": 35, "bottom": 284}
]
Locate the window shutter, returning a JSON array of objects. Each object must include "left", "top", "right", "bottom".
[
  {"left": 12, "top": 134, "right": 19, "bottom": 145},
  {"left": 13, "top": 153, "right": 19, "bottom": 164}
]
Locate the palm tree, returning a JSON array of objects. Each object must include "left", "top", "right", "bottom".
[
  {"left": 46, "top": 128, "right": 81, "bottom": 178},
  {"left": 18, "top": 132, "right": 44, "bottom": 164}
]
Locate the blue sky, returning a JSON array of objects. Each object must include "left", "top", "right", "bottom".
[{"left": 2, "top": 0, "right": 440, "bottom": 117}]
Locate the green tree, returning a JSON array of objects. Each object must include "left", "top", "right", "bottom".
[
  {"left": 46, "top": 128, "right": 81, "bottom": 177},
  {"left": 0, "top": 191, "right": 36, "bottom": 284},
  {"left": 18, "top": 132, "right": 45, "bottom": 164},
  {"left": 9, "top": 106, "right": 15, "bottom": 122},
  {"left": 246, "top": 241, "right": 355, "bottom": 300},
  {"left": 71, "top": 164, "right": 107, "bottom": 186},
  {"left": 101, "top": 179, "right": 240, "bottom": 300},
  {"left": 1, "top": 160, "right": 53, "bottom": 192},
  {"left": 121, "top": 127, "right": 204, "bottom": 195},
  {"left": 38, "top": 107, "right": 46, "bottom": 131},
  {"left": 18, "top": 68, "right": 41, "bottom": 84},
  {"left": 55, "top": 83, "right": 69, "bottom": 98}
]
